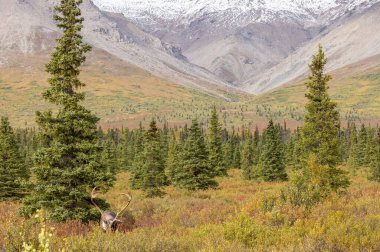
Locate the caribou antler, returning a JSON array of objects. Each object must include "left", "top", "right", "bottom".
[
  {"left": 91, "top": 187, "right": 103, "bottom": 214},
  {"left": 114, "top": 193, "right": 132, "bottom": 221},
  {"left": 91, "top": 187, "right": 132, "bottom": 231}
]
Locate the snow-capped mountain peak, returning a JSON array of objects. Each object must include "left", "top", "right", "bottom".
[{"left": 91, "top": 0, "right": 378, "bottom": 26}]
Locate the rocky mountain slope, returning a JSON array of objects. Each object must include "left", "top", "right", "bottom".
[
  {"left": 243, "top": 2, "right": 380, "bottom": 93},
  {"left": 92, "top": 0, "right": 380, "bottom": 89},
  {"left": 0, "top": 0, "right": 237, "bottom": 99},
  {"left": 1, "top": 0, "right": 379, "bottom": 96}
]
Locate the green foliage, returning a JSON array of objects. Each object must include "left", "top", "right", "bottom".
[
  {"left": 283, "top": 154, "right": 333, "bottom": 208},
  {"left": 208, "top": 106, "right": 227, "bottom": 176},
  {"left": 369, "top": 129, "right": 380, "bottom": 182},
  {"left": 356, "top": 124, "right": 368, "bottom": 166},
  {"left": 0, "top": 117, "right": 29, "bottom": 201},
  {"left": 101, "top": 138, "right": 119, "bottom": 174},
  {"left": 285, "top": 128, "right": 303, "bottom": 170},
  {"left": 130, "top": 119, "right": 167, "bottom": 197},
  {"left": 165, "top": 133, "right": 179, "bottom": 183},
  {"left": 20, "top": 0, "right": 115, "bottom": 222},
  {"left": 241, "top": 132, "right": 255, "bottom": 179},
  {"left": 301, "top": 45, "right": 340, "bottom": 167},
  {"left": 256, "top": 120, "right": 287, "bottom": 182},
  {"left": 301, "top": 45, "right": 349, "bottom": 191},
  {"left": 223, "top": 212, "right": 274, "bottom": 248},
  {"left": 174, "top": 119, "right": 218, "bottom": 190}
]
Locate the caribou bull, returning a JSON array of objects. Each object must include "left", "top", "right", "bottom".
[{"left": 91, "top": 187, "right": 132, "bottom": 232}]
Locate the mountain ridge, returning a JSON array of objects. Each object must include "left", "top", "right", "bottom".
[{"left": 91, "top": 0, "right": 380, "bottom": 91}]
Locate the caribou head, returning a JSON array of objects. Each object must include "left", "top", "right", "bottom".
[{"left": 91, "top": 187, "right": 132, "bottom": 232}]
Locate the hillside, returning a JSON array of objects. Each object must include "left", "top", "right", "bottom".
[
  {"left": 252, "top": 55, "right": 380, "bottom": 125},
  {"left": 3, "top": 52, "right": 380, "bottom": 129},
  {"left": 1, "top": 0, "right": 380, "bottom": 129}
]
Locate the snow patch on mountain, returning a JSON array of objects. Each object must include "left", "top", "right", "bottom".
[{"left": 91, "top": 0, "right": 378, "bottom": 26}]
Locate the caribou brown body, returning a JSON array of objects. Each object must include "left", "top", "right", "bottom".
[{"left": 91, "top": 187, "right": 132, "bottom": 232}]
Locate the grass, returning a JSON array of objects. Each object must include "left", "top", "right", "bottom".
[{"left": 1, "top": 168, "right": 379, "bottom": 251}]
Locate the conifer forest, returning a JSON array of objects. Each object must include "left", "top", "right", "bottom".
[{"left": 0, "top": 0, "right": 380, "bottom": 251}]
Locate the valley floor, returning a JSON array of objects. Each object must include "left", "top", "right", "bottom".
[{"left": 1, "top": 168, "right": 379, "bottom": 251}]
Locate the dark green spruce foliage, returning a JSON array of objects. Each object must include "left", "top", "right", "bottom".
[
  {"left": 257, "top": 120, "right": 287, "bottom": 181},
  {"left": 129, "top": 127, "right": 145, "bottom": 189},
  {"left": 241, "top": 132, "right": 255, "bottom": 180},
  {"left": 355, "top": 124, "right": 368, "bottom": 166},
  {"left": 301, "top": 45, "right": 349, "bottom": 191},
  {"left": 20, "top": 0, "right": 114, "bottom": 221},
  {"left": 232, "top": 142, "right": 241, "bottom": 169},
  {"left": 131, "top": 120, "right": 167, "bottom": 197},
  {"left": 102, "top": 138, "right": 119, "bottom": 174},
  {"left": 166, "top": 133, "right": 179, "bottom": 184},
  {"left": 369, "top": 128, "right": 380, "bottom": 182},
  {"left": 175, "top": 119, "right": 217, "bottom": 190},
  {"left": 208, "top": 106, "right": 227, "bottom": 176},
  {"left": 365, "top": 127, "right": 377, "bottom": 168},
  {"left": 0, "top": 117, "right": 29, "bottom": 201},
  {"left": 285, "top": 128, "right": 303, "bottom": 170},
  {"left": 347, "top": 122, "right": 359, "bottom": 169}
]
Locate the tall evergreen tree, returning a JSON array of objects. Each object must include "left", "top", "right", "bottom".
[
  {"left": 365, "top": 126, "right": 376, "bottom": 167},
  {"left": 301, "top": 45, "right": 349, "bottom": 191},
  {"left": 347, "top": 122, "right": 359, "bottom": 169},
  {"left": 257, "top": 120, "right": 287, "bottom": 181},
  {"left": 222, "top": 140, "right": 234, "bottom": 169},
  {"left": 241, "top": 132, "right": 256, "bottom": 180},
  {"left": 232, "top": 141, "right": 241, "bottom": 169},
  {"left": 369, "top": 128, "right": 380, "bottom": 182},
  {"left": 131, "top": 119, "right": 167, "bottom": 197},
  {"left": 175, "top": 119, "right": 217, "bottom": 190},
  {"left": 129, "top": 127, "right": 144, "bottom": 188},
  {"left": 0, "top": 117, "right": 30, "bottom": 201},
  {"left": 286, "top": 128, "right": 303, "bottom": 170},
  {"left": 101, "top": 138, "right": 119, "bottom": 174},
  {"left": 166, "top": 133, "right": 179, "bottom": 184},
  {"left": 20, "top": 0, "right": 114, "bottom": 221},
  {"left": 208, "top": 106, "right": 227, "bottom": 176},
  {"left": 355, "top": 124, "right": 368, "bottom": 166}
]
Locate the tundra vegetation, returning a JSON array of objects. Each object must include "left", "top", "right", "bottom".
[{"left": 0, "top": 0, "right": 379, "bottom": 251}]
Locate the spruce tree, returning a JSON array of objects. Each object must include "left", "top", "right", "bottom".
[
  {"left": 257, "top": 120, "right": 287, "bottom": 181},
  {"left": 241, "top": 131, "right": 254, "bottom": 178},
  {"left": 301, "top": 45, "right": 349, "bottom": 191},
  {"left": 232, "top": 141, "right": 241, "bottom": 169},
  {"left": 287, "top": 128, "right": 303, "bottom": 170},
  {"left": 102, "top": 138, "right": 119, "bottom": 174},
  {"left": 369, "top": 128, "right": 380, "bottom": 182},
  {"left": 131, "top": 120, "right": 167, "bottom": 197},
  {"left": 175, "top": 119, "right": 217, "bottom": 190},
  {"left": 355, "top": 124, "right": 368, "bottom": 166},
  {"left": 166, "top": 133, "right": 179, "bottom": 184},
  {"left": 222, "top": 141, "right": 233, "bottom": 169},
  {"left": 0, "top": 117, "right": 30, "bottom": 201},
  {"left": 365, "top": 126, "right": 376, "bottom": 167},
  {"left": 347, "top": 122, "right": 359, "bottom": 169},
  {"left": 20, "top": 0, "right": 114, "bottom": 221},
  {"left": 208, "top": 106, "right": 227, "bottom": 176},
  {"left": 129, "top": 127, "right": 144, "bottom": 188}
]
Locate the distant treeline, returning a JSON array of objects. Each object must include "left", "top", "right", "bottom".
[{"left": 2, "top": 112, "right": 379, "bottom": 198}]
